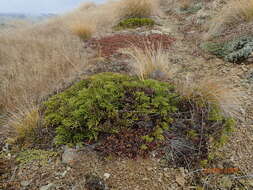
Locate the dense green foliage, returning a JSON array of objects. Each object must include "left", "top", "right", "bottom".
[
  {"left": 201, "top": 36, "right": 253, "bottom": 63},
  {"left": 44, "top": 73, "right": 179, "bottom": 145},
  {"left": 117, "top": 17, "right": 155, "bottom": 29}
]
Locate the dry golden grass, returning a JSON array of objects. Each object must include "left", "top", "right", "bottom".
[
  {"left": 69, "top": 21, "right": 96, "bottom": 40},
  {"left": 0, "top": 25, "right": 88, "bottom": 112},
  {"left": 179, "top": 0, "right": 192, "bottom": 10},
  {"left": 9, "top": 105, "right": 40, "bottom": 145},
  {"left": 118, "top": 0, "right": 160, "bottom": 19},
  {"left": 206, "top": 0, "right": 253, "bottom": 39},
  {"left": 175, "top": 76, "right": 243, "bottom": 118},
  {"left": 120, "top": 45, "right": 176, "bottom": 80}
]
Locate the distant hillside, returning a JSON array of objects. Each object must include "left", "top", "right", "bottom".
[{"left": 0, "top": 13, "right": 57, "bottom": 28}]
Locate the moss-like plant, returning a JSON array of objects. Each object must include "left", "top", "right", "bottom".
[
  {"left": 44, "top": 73, "right": 179, "bottom": 145},
  {"left": 43, "top": 73, "right": 235, "bottom": 163},
  {"left": 116, "top": 17, "right": 155, "bottom": 29},
  {"left": 16, "top": 149, "right": 57, "bottom": 165},
  {"left": 201, "top": 36, "right": 253, "bottom": 63}
]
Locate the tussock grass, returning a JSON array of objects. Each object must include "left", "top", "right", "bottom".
[
  {"left": 118, "top": 0, "right": 160, "bottom": 19},
  {"left": 175, "top": 76, "right": 242, "bottom": 118},
  {"left": 206, "top": 0, "right": 253, "bottom": 39},
  {"left": 9, "top": 105, "right": 40, "bottom": 145},
  {"left": 0, "top": 28, "right": 87, "bottom": 112},
  {"left": 120, "top": 45, "right": 176, "bottom": 80},
  {"left": 179, "top": 0, "right": 193, "bottom": 10},
  {"left": 69, "top": 20, "right": 96, "bottom": 40}
]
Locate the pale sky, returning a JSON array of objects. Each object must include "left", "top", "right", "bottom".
[{"left": 0, "top": 0, "right": 105, "bottom": 14}]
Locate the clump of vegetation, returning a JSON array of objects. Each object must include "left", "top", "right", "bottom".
[
  {"left": 43, "top": 73, "right": 236, "bottom": 163},
  {"left": 119, "top": 45, "right": 175, "bottom": 80},
  {"left": 118, "top": 0, "right": 160, "bottom": 19},
  {"left": 44, "top": 73, "right": 179, "bottom": 145},
  {"left": 69, "top": 21, "right": 96, "bottom": 40},
  {"left": 201, "top": 36, "right": 253, "bottom": 63},
  {"left": 116, "top": 17, "right": 155, "bottom": 29},
  {"left": 16, "top": 149, "right": 57, "bottom": 165},
  {"left": 10, "top": 107, "right": 41, "bottom": 146}
]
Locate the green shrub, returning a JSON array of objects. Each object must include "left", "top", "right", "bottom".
[
  {"left": 43, "top": 73, "right": 235, "bottom": 163},
  {"left": 201, "top": 36, "right": 253, "bottom": 63},
  {"left": 116, "top": 17, "right": 155, "bottom": 29},
  {"left": 44, "top": 73, "right": 179, "bottom": 145}
]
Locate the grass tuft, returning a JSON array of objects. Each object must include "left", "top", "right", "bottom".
[
  {"left": 119, "top": 45, "right": 176, "bottom": 80},
  {"left": 118, "top": 0, "right": 160, "bottom": 19},
  {"left": 69, "top": 21, "right": 96, "bottom": 40},
  {"left": 9, "top": 106, "right": 41, "bottom": 146},
  {"left": 175, "top": 76, "right": 242, "bottom": 118}
]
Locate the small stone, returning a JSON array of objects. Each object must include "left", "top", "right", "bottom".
[
  {"left": 85, "top": 174, "right": 107, "bottom": 190},
  {"left": 150, "top": 30, "right": 163, "bottom": 35},
  {"left": 21, "top": 180, "right": 30, "bottom": 187},
  {"left": 61, "top": 170, "right": 68, "bottom": 177},
  {"left": 103, "top": 173, "right": 111, "bottom": 180},
  {"left": 40, "top": 183, "right": 55, "bottom": 190},
  {"left": 62, "top": 147, "right": 79, "bottom": 164}
]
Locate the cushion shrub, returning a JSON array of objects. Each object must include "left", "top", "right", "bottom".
[
  {"left": 116, "top": 17, "right": 155, "bottom": 29},
  {"left": 201, "top": 36, "right": 253, "bottom": 63}
]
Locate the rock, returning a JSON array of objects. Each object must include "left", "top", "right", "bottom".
[
  {"left": 62, "top": 147, "right": 79, "bottom": 164},
  {"left": 161, "top": 28, "right": 173, "bottom": 34},
  {"left": 85, "top": 174, "right": 107, "bottom": 190},
  {"left": 21, "top": 180, "right": 30, "bottom": 187},
  {"left": 40, "top": 183, "right": 55, "bottom": 190},
  {"left": 150, "top": 30, "right": 163, "bottom": 35},
  {"left": 103, "top": 173, "right": 111, "bottom": 180},
  {"left": 149, "top": 70, "right": 168, "bottom": 80}
]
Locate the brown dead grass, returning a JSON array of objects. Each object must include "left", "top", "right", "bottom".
[
  {"left": 175, "top": 76, "right": 243, "bottom": 118},
  {"left": 69, "top": 20, "right": 96, "bottom": 40},
  {"left": 9, "top": 105, "right": 40, "bottom": 145}
]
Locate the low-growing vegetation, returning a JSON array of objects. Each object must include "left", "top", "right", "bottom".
[
  {"left": 116, "top": 17, "right": 155, "bottom": 29},
  {"left": 44, "top": 73, "right": 179, "bottom": 145},
  {"left": 201, "top": 36, "right": 253, "bottom": 63},
  {"left": 43, "top": 73, "right": 235, "bottom": 165},
  {"left": 86, "top": 33, "right": 175, "bottom": 58},
  {"left": 16, "top": 149, "right": 57, "bottom": 165}
]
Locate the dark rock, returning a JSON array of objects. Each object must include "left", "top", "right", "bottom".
[{"left": 85, "top": 174, "right": 107, "bottom": 190}]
